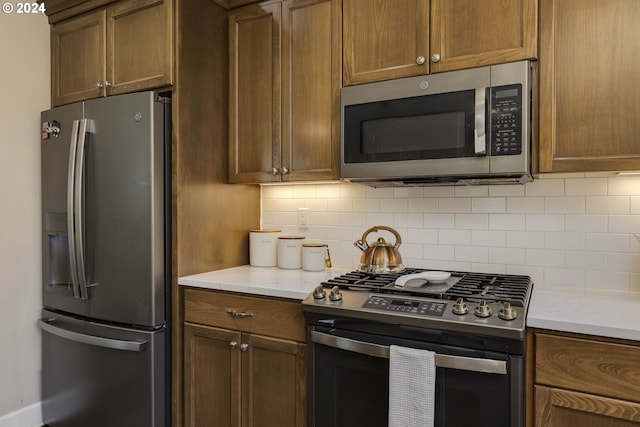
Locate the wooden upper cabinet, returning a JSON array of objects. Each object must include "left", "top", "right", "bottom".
[
  {"left": 107, "top": 0, "right": 173, "bottom": 96},
  {"left": 343, "top": 0, "right": 537, "bottom": 86},
  {"left": 538, "top": 0, "right": 640, "bottom": 172},
  {"left": 343, "top": 0, "right": 429, "bottom": 85},
  {"left": 430, "top": 0, "right": 537, "bottom": 73},
  {"left": 229, "top": 0, "right": 340, "bottom": 183},
  {"left": 229, "top": 2, "right": 282, "bottom": 183},
  {"left": 50, "top": 0, "right": 173, "bottom": 106},
  {"left": 51, "top": 9, "right": 106, "bottom": 106}
]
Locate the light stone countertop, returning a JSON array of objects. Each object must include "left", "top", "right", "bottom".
[{"left": 179, "top": 265, "right": 640, "bottom": 342}]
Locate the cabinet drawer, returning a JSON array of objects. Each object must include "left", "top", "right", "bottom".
[
  {"left": 184, "top": 288, "right": 306, "bottom": 342},
  {"left": 535, "top": 332, "right": 640, "bottom": 403}
]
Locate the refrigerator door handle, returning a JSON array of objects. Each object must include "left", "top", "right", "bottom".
[
  {"left": 74, "top": 119, "right": 90, "bottom": 300},
  {"left": 38, "top": 318, "right": 148, "bottom": 352},
  {"left": 67, "top": 119, "right": 82, "bottom": 299}
]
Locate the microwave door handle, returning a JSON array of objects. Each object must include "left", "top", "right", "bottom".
[
  {"left": 67, "top": 119, "right": 81, "bottom": 299},
  {"left": 310, "top": 330, "right": 507, "bottom": 375},
  {"left": 474, "top": 87, "right": 487, "bottom": 155}
]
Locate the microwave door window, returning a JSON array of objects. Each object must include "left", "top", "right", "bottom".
[{"left": 344, "top": 90, "right": 478, "bottom": 164}]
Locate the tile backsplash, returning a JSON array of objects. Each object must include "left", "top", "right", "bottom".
[{"left": 261, "top": 173, "right": 640, "bottom": 292}]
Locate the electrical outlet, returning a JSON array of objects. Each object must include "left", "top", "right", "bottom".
[{"left": 297, "top": 208, "right": 310, "bottom": 229}]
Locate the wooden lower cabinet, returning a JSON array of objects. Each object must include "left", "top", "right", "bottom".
[
  {"left": 183, "top": 289, "right": 307, "bottom": 427},
  {"left": 533, "top": 330, "right": 640, "bottom": 427}
]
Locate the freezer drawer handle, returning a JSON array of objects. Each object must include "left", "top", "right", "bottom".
[
  {"left": 39, "top": 318, "right": 147, "bottom": 352},
  {"left": 227, "top": 310, "right": 254, "bottom": 319},
  {"left": 311, "top": 330, "right": 507, "bottom": 375}
]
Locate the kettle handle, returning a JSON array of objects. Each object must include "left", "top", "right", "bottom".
[{"left": 361, "top": 226, "right": 402, "bottom": 247}]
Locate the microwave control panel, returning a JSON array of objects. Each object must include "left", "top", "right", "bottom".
[{"left": 490, "top": 84, "right": 522, "bottom": 156}]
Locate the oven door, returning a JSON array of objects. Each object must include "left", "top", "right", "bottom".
[{"left": 308, "top": 326, "right": 524, "bottom": 427}]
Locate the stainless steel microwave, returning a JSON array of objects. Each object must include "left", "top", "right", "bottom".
[{"left": 340, "top": 61, "right": 533, "bottom": 186}]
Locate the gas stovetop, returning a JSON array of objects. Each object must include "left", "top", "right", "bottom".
[{"left": 302, "top": 268, "right": 534, "bottom": 340}]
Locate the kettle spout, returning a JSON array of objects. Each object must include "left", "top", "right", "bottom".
[{"left": 354, "top": 240, "right": 368, "bottom": 252}]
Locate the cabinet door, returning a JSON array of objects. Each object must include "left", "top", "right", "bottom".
[
  {"left": 241, "top": 334, "right": 306, "bottom": 427},
  {"left": 107, "top": 0, "right": 173, "bottom": 95},
  {"left": 535, "top": 386, "right": 640, "bottom": 426},
  {"left": 184, "top": 323, "right": 241, "bottom": 427},
  {"left": 51, "top": 9, "right": 106, "bottom": 106},
  {"left": 430, "top": 0, "right": 537, "bottom": 73},
  {"left": 343, "top": 0, "right": 429, "bottom": 85},
  {"left": 281, "top": 0, "right": 340, "bottom": 181},
  {"left": 539, "top": 0, "right": 640, "bottom": 172},
  {"left": 229, "top": 2, "right": 282, "bottom": 184}
]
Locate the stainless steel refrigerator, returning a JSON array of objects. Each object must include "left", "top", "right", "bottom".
[{"left": 39, "top": 91, "right": 171, "bottom": 427}]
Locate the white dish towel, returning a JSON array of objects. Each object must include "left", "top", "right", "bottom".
[{"left": 388, "top": 345, "right": 436, "bottom": 427}]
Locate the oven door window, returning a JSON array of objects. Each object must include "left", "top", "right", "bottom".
[
  {"left": 311, "top": 329, "right": 513, "bottom": 427},
  {"left": 343, "top": 90, "right": 478, "bottom": 164}
]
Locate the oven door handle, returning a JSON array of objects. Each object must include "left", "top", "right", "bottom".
[{"left": 311, "top": 330, "right": 507, "bottom": 375}]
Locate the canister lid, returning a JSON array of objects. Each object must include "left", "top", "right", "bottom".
[
  {"left": 278, "top": 236, "right": 305, "bottom": 239},
  {"left": 250, "top": 229, "right": 281, "bottom": 233},
  {"left": 302, "top": 243, "right": 327, "bottom": 247}
]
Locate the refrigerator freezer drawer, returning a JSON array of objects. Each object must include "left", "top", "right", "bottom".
[{"left": 40, "top": 309, "right": 166, "bottom": 427}]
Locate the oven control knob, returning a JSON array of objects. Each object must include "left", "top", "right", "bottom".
[
  {"left": 312, "top": 285, "right": 326, "bottom": 299},
  {"left": 498, "top": 302, "right": 518, "bottom": 321},
  {"left": 474, "top": 300, "right": 492, "bottom": 318},
  {"left": 329, "top": 286, "right": 343, "bottom": 301},
  {"left": 452, "top": 298, "right": 468, "bottom": 315}
]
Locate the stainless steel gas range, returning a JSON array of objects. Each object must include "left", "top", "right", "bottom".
[{"left": 302, "top": 268, "right": 534, "bottom": 427}]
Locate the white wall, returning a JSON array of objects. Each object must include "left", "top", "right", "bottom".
[
  {"left": 0, "top": 9, "right": 49, "bottom": 427},
  {"left": 262, "top": 174, "right": 640, "bottom": 293}
]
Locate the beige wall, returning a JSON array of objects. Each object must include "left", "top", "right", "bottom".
[{"left": 0, "top": 9, "right": 49, "bottom": 424}]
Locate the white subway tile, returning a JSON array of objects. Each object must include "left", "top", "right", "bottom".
[
  {"left": 423, "top": 213, "right": 455, "bottom": 229},
  {"left": 409, "top": 198, "right": 439, "bottom": 213},
  {"left": 353, "top": 198, "right": 380, "bottom": 212},
  {"left": 565, "top": 178, "right": 607, "bottom": 196},
  {"left": 455, "top": 214, "right": 489, "bottom": 230},
  {"left": 454, "top": 186, "right": 488, "bottom": 197},
  {"left": 282, "top": 198, "right": 302, "bottom": 211},
  {"left": 526, "top": 248, "right": 565, "bottom": 267},
  {"left": 423, "top": 187, "right": 455, "bottom": 197},
  {"left": 472, "top": 263, "right": 506, "bottom": 274},
  {"left": 507, "top": 197, "right": 545, "bottom": 213},
  {"left": 489, "top": 247, "right": 525, "bottom": 264},
  {"left": 262, "top": 185, "right": 293, "bottom": 198},
  {"left": 544, "top": 268, "right": 585, "bottom": 287},
  {"left": 506, "top": 231, "right": 544, "bottom": 248},
  {"left": 608, "top": 176, "right": 640, "bottom": 195},
  {"left": 439, "top": 229, "right": 471, "bottom": 245},
  {"left": 585, "top": 270, "right": 629, "bottom": 291},
  {"left": 525, "top": 179, "right": 565, "bottom": 196},
  {"left": 609, "top": 215, "right": 640, "bottom": 233},
  {"left": 364, "top": 213, "right": 395, "bottom": 227},
  {"left": 489, "top": 214, "right": 526, "bottom": 231},
  {"left": 565, "top": 251, "right": 606, "bottom": 269},
  {"left": 408, "top": 228, "right": 439, "bottom": 244},
  {"left": 630, "top": 273, "right": 640, "bottom": 292},
  {"left": 423, "top": 244, "right": 454, "bottom": 261},
  {"left": 438, "top": 260, "right": 472, "bottom": 272},
  {"left": 630, "top": 197, "right": 640, "bottom": 214},
  {"left": 366, "top": 186, "right": 394, "bottom": 198},
  {"left": 472, "top": 197, "right": 506, "bottom": 213},
  {"left": 306, "top": 198, "right": 328, "bottom": 212},
  {"left": 455, "top": 246, "right": 489, "bottom": 263},
  {"left": 262, "top": 198, "right": 284, "bottom": 212},
  {"left": 439, "top": 197, "right": 471, "bottom": 213},
  {"left": 471, "top": 230, "right": 506, "bottom": 247},
  {"left": 314, "top": 212, "right": 340, "bottom": 226},
  {"left": 399, "top": 243, "right": 423, "bottom": 259},
  {"left": 489, "top": 185, "right": 525, "bottom": 197},
  {"left": 544, "top": 232, "right": 585, "bottom": 250},
  {"left": 544, "top": 197, "right": 585, "bottom": 214},
  {"left": 585, "top": 233, "right": 630, "bottom": 252},
  {"left": 394, "top": 213, "right": 423, "bottom": 228},
  {"left": 607, "top": 252, "right": 640, "bottom": 273},
  {"left": 316, "top": 184, "right": 342, "bottom": 198},
  {"left": 394, "top": 187, "right": 424, "bottom": 198},
  {"left": 380, "top": 198, "right": 408, "bottom": 213},
  {"left": 327, "top": 198, "right": 353, "bottom": 212},
  {"left": 525, "top": 214, "right": 564, "bottom": 231},
  {"left": 340, "top": 183, "right": 367, "bottom": 198},
  {"left": 565, "top": 215, "right": 607, "bottom": 232},
  {"left": 292, "top": 185, "right": 317, "bottom": 198},
  {"left": 585, "top": 196, "right": 629, "bottom": 214}
]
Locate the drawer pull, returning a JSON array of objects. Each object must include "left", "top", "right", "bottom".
[
  {"left": 240, "top": 343, "right": 249, "bottom": 352},
  {"left": 227, "top": 310, "right": 254, "bottom": 319},
  {"left": 229, "top": 341, "right": 238, "bottom": 350}
]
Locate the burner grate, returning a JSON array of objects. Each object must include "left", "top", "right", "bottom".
[{"left": 444, "top": 273, "right": 531, "bottom": 307}]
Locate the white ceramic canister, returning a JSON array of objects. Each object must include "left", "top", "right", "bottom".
[
  {"left": 302, "top": 243, "right": 329, "bottom": 271},
  {"left": 277, "top": 236, "right": 305, "bottom": 269},
  {"left": 249, "top": 229, "right": 281, "bottom": 267}
]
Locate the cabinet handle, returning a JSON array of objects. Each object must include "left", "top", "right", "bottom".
[
  {"left": 227, "top": 310, "right": 254, "bottom": 319},
  {"left": 229, "top": 341, "right": 238, "bottom": 350},
  {"left": 431, "top": 53, "right": 441, "bottom": 63},
  {"left": 240, "top": 343, "right": 249, "bottom": 352},
  {"left": 270, "top": 167, "right": 279, "bottom": 176},
  {"left": 416, "top": 56, "right": 426, "bottom": 65},
  {"left": 104, "top": 81, "right": 112, "bottom": 88},
  {"left": 96, "top": 82, "right": 103, "bottom": 89},
  {"left": 281, "top": 167, "right": 289, "bottom": 175}
]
